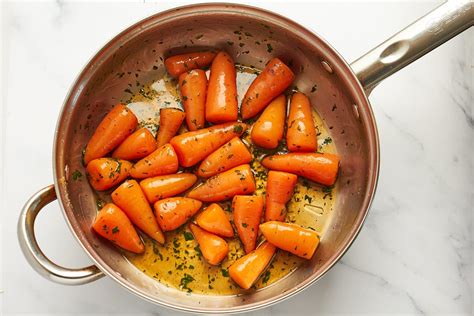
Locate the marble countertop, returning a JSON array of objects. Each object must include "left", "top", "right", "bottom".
[{"left": 1, "top": 1, "right": 472, "bottom": 315}]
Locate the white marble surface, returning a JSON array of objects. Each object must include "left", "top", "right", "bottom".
[{"left": 1, "top": 1, "right": 472, "bottom": 315}]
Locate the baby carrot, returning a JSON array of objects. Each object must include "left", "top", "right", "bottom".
[
  {"left": 84, "top": 104, "right": 138, "bottom": 164},
  {"left": 264, "top": 171, "right": 298, "bottom": 222},
  {"left": 112, "top": 180, "right": 165, "bottom": 244},
  {"left": 187, "top": 164, "right": 256, "bottom": 202},
  {"left": 197, "top": 137, "right": 252, "bottom": 178},
  {"left": 129, "top": 144, "right": 179, "bottom": 179},
  {"left": 92, "top": 203, "right": 144, "bottom": 254},
  {"left": 259, "top": 221, "right": 319, "bottom": 259},
  {"left": 140, "top": 173, "right": 197, "bottom": 204},
  {"left": 86, "top": 158, "right": 132, "bottom": 191},
  {"left": 154, "top": 197, "right": 202, "bottom": 231},
  {"left": 250, "top": 94, "right": 286, "bottom": 149},
  {"left": 205, "top": 51, "right": 238, "bottom": 123},
  {"left": 228, "top": 242, "right": 276, "bottom": 289},
  {"left": 261, "top": 152, "right": 339, "bottom": 186},
  {"left": 195, "top": 203, "right": 234, "bottom": 238},
  {"left": 170, "top": 122, "right": 247, "bottom": 167},
  {"left": 164, "top": 51, "right": 216, "bottom": 78},
  {"left": 156, "top": 108, "right": 186, "bottom": 147},
  {"left": 241, "top": 58, "right": 295, "bottom": 119},
  {"left": 178, "top": 70, "right": 207, "bottom": 131},
  {"left": 286, "top": 92, "right": 317, "bottom": 152},
  {"left": 112, "top": 127, "right": 157, "bottom": 160},
  {"left": 189, "top": 223, "right": 229, "bottom": 265},
  {"left": 233, "top": 195, "right": 264, "bottom": 253}
]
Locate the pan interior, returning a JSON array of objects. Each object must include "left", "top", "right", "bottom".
[{"left": 54, "top": 4, "right": 378, "bottom": 313}]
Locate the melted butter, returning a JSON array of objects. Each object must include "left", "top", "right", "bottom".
[{"left": 121, "top": 65, "right": 337, "bottom": 295}]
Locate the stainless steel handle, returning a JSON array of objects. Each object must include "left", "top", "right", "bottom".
[
  {"left": 351, "top": 0, "right": 473, "bottom": 93},
  {"left": 18, "top": 185, "right": 104, "bottom": 285}
]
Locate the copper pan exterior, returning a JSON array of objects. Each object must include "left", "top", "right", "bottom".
[{"left": 18, "top": 2, "right": 473, "bottom": 313}]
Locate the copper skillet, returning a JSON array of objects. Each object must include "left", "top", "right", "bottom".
[{"left": 18, "top": 2, "right": 473, "bottom": 313}]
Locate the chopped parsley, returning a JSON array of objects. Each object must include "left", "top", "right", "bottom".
[{"left": 72, "top": 170, "right": 82, "bottom": 181}]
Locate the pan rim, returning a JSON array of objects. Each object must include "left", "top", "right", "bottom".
[{"left": 52, "top": 2, "right": 380, "bottom": 314}]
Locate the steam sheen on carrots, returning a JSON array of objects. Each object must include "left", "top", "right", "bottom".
[
  {"left": 140, "top": 173, "right": 197, "bottom": 204},
  {"left": 130, "top": 144, "right": 179, "bottom": 179},
  {"left": 84, "top": 104, "right": 138, "bottom": 164},
  {"left": 250, "top": 94, "right": 286, "bottom": 149},
  {"left": 205, "top": 51, "right": 238, "bottom": 123},
  {"left": 189, "top": 223, "right": 229, "bottom": 265},
  {"left": 112, "top": 127, "right": 157, "bottom": 160},
  {"left": 154, "top": 197, "right": 202, "bottom": 231},
  {"left": 195, "top": 203, "right": 234, "bottom": 238},
  {"left": 156, "top": 108, "right": 185, "bottom": 147},
  {"left": 241, "top": 58, "right": 295, "bottom": 119},
  {"left": 86, "top": 158, "right": 132, "bottom": 191}
]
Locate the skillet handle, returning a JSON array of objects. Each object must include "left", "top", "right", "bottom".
[
  {"left": 351, "top": 0, "right": 473, "bottom": 94},
  {"left": 18, "top": 185, "right": 104, "bottom": 285}
]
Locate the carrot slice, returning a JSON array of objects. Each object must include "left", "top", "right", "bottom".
[
  {"left": 86, "top": 158, "right": 132, "bottom": 191},
  {"left": 259, "top": 221, "right": 319, "bottom": 259},
  {"left": 197, "top": 137, "right": 252, "bottom": 178},
  {"left": 164, "top": 51, "right": 216, "bottom": 78},
  {"left": 189, "top": 223, "right": 229, "bottom": 265},
  {"left": 187, "top": 164, "right": 256, "bottom": 202},
  {"left": 205, "top": 51, "right": 238, "bottom": 123},
  {"left": 264, "top": 171, "right": 298, "bottom": 222},
  {"left": 140, "top": 173, "right": 197, "bottom": 204},
  {"left": 84, "top": 104, "right": 138, "bottom": 164},
  {"left": 156, "top": 108, "right": 186, "bottom": 147},
  {"left": 154, "top": 197, "right": 202, "bottom": 231},
  {"left": 261, "top": 153, "right": 339, "bottom": 186},
  {"left": 129, "top": 144, "right": 179, "bottom": 179},
  {"left": 112, "top": 127, "right": 157, "bottom": 160},
  {"left": 241, "top": 58, "right": 295, "bottom": 119},
  {"left": 195, "top": 203, "right": 234, "bottom": 238},
  {"left": 286, "top": 92, "right": 317, "bottom": 152},
  {"left": 112, "top": 180, "right": 165, "bottom": 244},
  {"left": 170, "top": 122, "right": 247, "bottom": 167},
  {"left": 228, "top": 242, "right": 276, "bottom": 289},
  {"left": 250, "top": 95, "right": 286, "bottom": 149},
  {"left": 92, "top": 203, "right": 144, "bottom": 254},
  {"left": 178, "top": 70, "right": 207, "bottom": 131},
  {"left": 232, "top": 195, "right": 264, "bottom": 253}
]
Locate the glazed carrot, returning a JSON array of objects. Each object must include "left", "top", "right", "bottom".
[
  {"left": 261, "top": 153, "right": 339, "bottom": 186},
  {"left": 286, "top": 92, "right": 317, "bottom": 152},
  {"left": 228, "top": 242, "right": 276, "bottom": 289},
  {"left": 259, "top": 221, "right": 319, "bottom": 259},
  {"left": 86, "top": 158, "right": 132, "bottom": 191},
  {"left": 129, "top": 144, "right": 179, "bottom": 179},
  {"left": 187, "top": 164, "right": 256, "bottom": 202},
  {"left": 178, "top": 70, "right": 207, "bottom": 131},
  {"left": 264, "top": 171, "right": 298, "bottom": 222},
  {"left": 205, "top": 51, "right": 238, "bottom": 123},
  {"left": 189, "top": 223, "right": 229, "bottom": 265},
  {"left": 112, "top": 180, "right": 165, "bottom": 244},
  {"left": 195, "top": 203, "right": 234, "bottom": 238},
  {"left": 84, "top": 104, "right": 138, "bottom": 164},
  {"left": 156, "top": 108, "right": 186, "bottom": 147},
  {"left": 170, "top": 122, "right": 247, "bottom": 167},
  {"left": 241, "top": 58, "right": 295, "bottom": 119},
  {"left": 164, "top": 51, "right": 217, "bottom": 78},
  {"left": 197, "top": 137, "right": 252, "bottom": 178},
  {"left": 154, "top": 197, "right": 202, "bottom": 231},
  {"left": 140, "top": 173, "right": 197, "bottom": 204},
  {"left": 112, "top": 127, "right": 157, "bottom": 160},
  {"left": 92, "top": 203, "right": 144, "bottom": 254},
  {"left": 233, "top": 195, "right": 264, "bottom": 253},
  {"left": 250, "top": 95, "right": 286, "bottom": 149}
]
